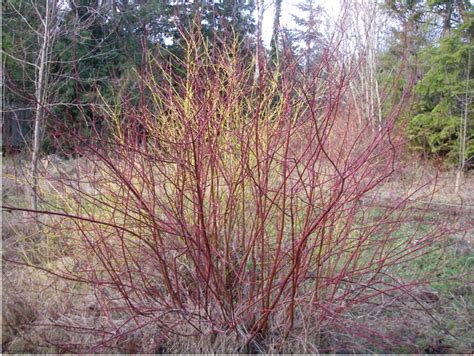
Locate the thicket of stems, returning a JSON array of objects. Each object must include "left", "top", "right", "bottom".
[{"left": 3, "top": 27, "right": 454, "bottom": 352}]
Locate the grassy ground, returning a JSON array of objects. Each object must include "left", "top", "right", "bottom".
[{"left": 2, "top": 156, "right": 473, "bottom": 353}]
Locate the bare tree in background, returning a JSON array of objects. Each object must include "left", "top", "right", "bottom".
[
  {"left": 3, "top": 0, "right": 105, "bottom": 210},
  {"left": 344, "top": 0, "right": 387, "bottom": 129},
  {"left": 455, "top": 46, "right": 471, "bottom": 194},
  {"left": 30, "top": 0, "right": 59, "bottom": 210},
  {"left": 255, "top": 0, "right": 265, "bottom": 81}
]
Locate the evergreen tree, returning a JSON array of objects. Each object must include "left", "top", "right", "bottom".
[
  {"left": 408, "top": 11, "right": 473, "bottom": 163},
  {"left": 292, "top": 0, "right": 325, "bottom": 72}
]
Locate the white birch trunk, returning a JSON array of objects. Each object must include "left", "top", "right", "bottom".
[
  {"left": 31, "top": 0, "right": 57, "bottom": 210},
  {"left": 254, "top": 0, "right": 264, "bottom": 82},
  {"left": 455, "top": 44, "right": 471, "bottom": 195}
]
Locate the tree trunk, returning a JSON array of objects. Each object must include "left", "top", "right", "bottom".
[
  {"left": 455, "top": 39, "right": 471, "bottom": 195},
  {"left": 31, "top": 0, "right": 56, "bottom": 210},
  {"left": 271, "top": 0, "right": 282, "bottom": 53},
  {"left": 255, "top": 0, "right": 264, "bottom": 81},
  {"left": 442, "top": 0, "right": 453, "bottom": 36}
]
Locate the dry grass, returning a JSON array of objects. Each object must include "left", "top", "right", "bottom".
[{"left": 2, "top": 156, "right": 473, "bottom": 353}]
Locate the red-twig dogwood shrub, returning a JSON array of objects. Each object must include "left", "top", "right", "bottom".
[{"left": 3, "top": 28, "right": 454, "bottom": 353}]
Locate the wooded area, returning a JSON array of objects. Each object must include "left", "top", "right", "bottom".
[
  {"left": 3, "top": 1, "right": 472, "bottom": 167},
  {"left": 2, "top": 0, "right": 473, "bottom": 353}
]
